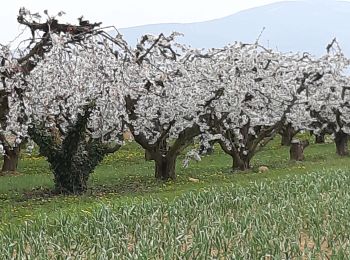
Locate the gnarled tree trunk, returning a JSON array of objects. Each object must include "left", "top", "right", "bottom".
[
  {"left": 2, "top": 147, "right": 20, "bottom": 173},
  {"left": 154, "top": 155, "right": 177, "bottom": 180},
  {"left": 40, "top": 141, "right": 113, "bottom": 194},
  {"left": 280, "top": 123, "right": 298, "bottom": 146},
  {"left": 145, "top": 150, "right": 153, "bottom": 161},
  {"left": 335, "top": 131, "right": 348, "bottom": 156},
  {"left": 53, "top": 168, "right": 88, "bottom": 194},
  {"left": 51, "top": 149, "right": 104, "bottom": 193},
  {"left": 232, "top": 154, "right": 250, "bottom": 171},
  {"left": 290, "top": 139, "right": 309, "bottom": 161},
  {"left": 29, "top": 104, "right": 120, "bottom": 194}
]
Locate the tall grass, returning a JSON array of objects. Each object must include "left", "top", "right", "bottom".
[{"left": 1, "top": 169, "right": 350, "bottom": 259}]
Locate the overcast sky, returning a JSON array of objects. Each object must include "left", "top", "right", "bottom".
[{"left": 0, "top": 0, "right": 294, "bottom": 43}]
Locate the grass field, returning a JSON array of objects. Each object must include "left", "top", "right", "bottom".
[{"left": 1, "top": 137, "right": 350, "bottom": 258}]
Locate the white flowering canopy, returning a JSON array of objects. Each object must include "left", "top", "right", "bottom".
[
  {"left": 186, "top": 41, "right": 350, "bottom": 155},
  {"left": 5, "top": 33, "right": 128, "bottom": 144},
  {"left": 2, "top": 27, "right": 350, "bottom": 164},
  {"left": 188, "top": 43, "right": 307, "bottom": 152},
  {"left": 300, "top": 43, "right": 350, "bottom": 135},
  {"left": 0, "top": 43, "right": 22, "bottom": 154},
  {"left": 121, "top": 33, "right": 211, "bottom": 147}
]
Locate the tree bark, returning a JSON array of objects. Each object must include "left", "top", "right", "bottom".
[
  {"left": 50, "top": 146, "right": 107, "bottom": 194},
  {"left": 145, "top": 150, "right": 153, "bottom": 161},
  {"left": 290, "top": 143, "right": 303, "bottom": 161},
  {"left": 335, "top": 132, "right": 348, "bottom": 156},
  {"left": 280, "top": 123, "right": 298, "bottom": 146},
  {"left": 145, "top": 139, "right": 166, "bottom": 161},
  {"left": 231, "top": 154, "right": 250, "bottom": 171},
  {"left": 1, "top": 147, "right": 20, "bottom": 173},
  {"left": 53, "top": 168, "right": 88, "bottom": 194},
  {"left": 29, "top": 124, "right": 116, "bottom": 194},
  {"left": 290, "top": 140, "right": 309, "bottom": 161},
  {"left": 154, "top": 155, "right": 177, "bottom": 180}
]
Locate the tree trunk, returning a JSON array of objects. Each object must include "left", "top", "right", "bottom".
[
  {"left": 315, "top": 133, "right": 325, "bottom": 144},
  {"left": 290, "top": 140, "right": 309, "bottom": 161},
  {"left": 280, "top": 124, "right": 298, "bottom": 146},
  {"left": 52, "top": 158, "right": 91, "bottom": 194},
  {"left": 154, "top": 155, "right": 177, "bottom": 180},
  {"left": 335, "top": 132, "right": 348, "bottom": 156},
  {"left": 145, "top": 150, "right": 153, "bottom": 161},
  {"left": 289, "top": 141, "right": 305, "bottom": 161},
  {"left": 231, "top": 155, "right": 250, "bottom": 171},
  {"left": 49, "top": 146, "right": 107, "bottom": 194},
  {"left": 146, "top": 139, "right": 167, "bottom": 161},
  {"left": 1, "top": 147, "right": 20, "bottom": 173},
  {"left": 53, "top": 169, "right": 88, "bottom": 194},
  {"left": 281, "top": 133, "right": 292, "bottom": 146}
]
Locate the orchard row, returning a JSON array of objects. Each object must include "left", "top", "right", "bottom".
[{"left": 1, "top": 9, "right": 349, "bottom": 193}]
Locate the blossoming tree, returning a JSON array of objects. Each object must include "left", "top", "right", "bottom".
[
  {"left": 121, "top": 33, "right": 211, "bottom": 180},
  {"left": 6, "top": 29, "right": 130, "bottom": 193},
  {"left": 197, "top": 43, "right": 327, "bottom": 170},
  {"left": 0, "top": 8, "right": 101, "bottom": 174},
  {"left": 302, "top": 40, "right": 350, "bottom": 156}
]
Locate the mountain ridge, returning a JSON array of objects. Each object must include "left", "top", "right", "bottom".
[{"left": 118, "top": 0, "right": 350, "bottom": 56}]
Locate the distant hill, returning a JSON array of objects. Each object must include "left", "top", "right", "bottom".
[{"left": 118, "top": 0, "right": 350, "bottom": 56}]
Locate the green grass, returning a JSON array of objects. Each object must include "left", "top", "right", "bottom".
[
  {"left": 1, "top": 170, "right": 350, "bottom": 258},
  {"left": 1, "top": 137, "right": 350, "bottom": 257}
]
